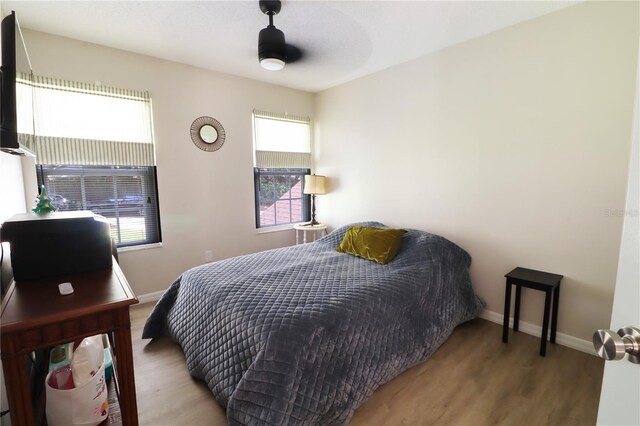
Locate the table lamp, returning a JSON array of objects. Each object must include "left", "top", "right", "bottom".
[{"left": 303, "top": 174, "right": 327, "bottom": 226}]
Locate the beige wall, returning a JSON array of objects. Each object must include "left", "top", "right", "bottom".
[
  {"left": 21, "top": 30, "right": 315, "bottom": 296},
  {"left": 315, "top": 2, "right": 639, "bottom": 342},
  {"left": 0, "top": 153, "right": 26, "bottom": 222},
  {"left": 8, "top": 2, "right": 638, "bottom": 345}
]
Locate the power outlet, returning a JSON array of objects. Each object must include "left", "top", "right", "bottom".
[{"left": 204, "top": 250, "right": 214, "bottom": 262}]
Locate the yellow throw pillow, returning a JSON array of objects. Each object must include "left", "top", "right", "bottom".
[{"left": 336, "top": 226, "right": 406, "bottom": 265}]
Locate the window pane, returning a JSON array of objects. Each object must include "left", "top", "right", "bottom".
[
  {"left": 42, "top": 173, "right": 83, "bottom": 211},
  {"left": 275, "top": 200, "right": 292, "bottom": 224},
  {"left": 260, "top": 204, "right": 276, "bottom": 227},
  {"left": 37, "top": 165, "right": 161, "bottom": 247},
  {"left": 290, "top": 176, "right": 302, "bottom": 197},
  {"left": 254, "top": 168, "right": 310, "bottom": 228},
  {"left": 291, "top": 199, "right": 302, "bottom": 222},
  {"left": 259, "top": 174, "right": 289, "bottom": 204}
]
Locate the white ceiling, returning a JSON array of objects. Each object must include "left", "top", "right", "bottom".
[{"left": 4, "top": 0, "right": 578, "bottom": 93}]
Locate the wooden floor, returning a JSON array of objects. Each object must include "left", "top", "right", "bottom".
[{"left": 130, "top": 303, "right": 604, "bottom": 425}]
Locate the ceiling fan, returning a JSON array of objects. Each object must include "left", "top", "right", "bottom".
[{"left": 258, "top": 0, "right": 303, "bottom": 71}]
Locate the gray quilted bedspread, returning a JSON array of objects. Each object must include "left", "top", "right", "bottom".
[{"left": 142, "top": 222, "right": 484, "bottom": 425}]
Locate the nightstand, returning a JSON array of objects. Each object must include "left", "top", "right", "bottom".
[
  {"left": 0, "top": 259, "right": 139, "bottom": 425},
  {"left": 294, "top": 223, "right": 328, "bottom": 244},
  {"left": 502, "top": 267, "right": 563, "bottom": 357}
]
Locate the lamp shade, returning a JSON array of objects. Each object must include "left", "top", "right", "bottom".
[{"left": 303, "top": 175, "right": 326, "bottom": 195}]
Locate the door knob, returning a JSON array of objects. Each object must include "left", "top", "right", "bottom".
[{"left": 593, "top": 326, "right": 640, "bottom": 364}]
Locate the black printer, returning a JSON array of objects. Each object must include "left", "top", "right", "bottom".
[{"left": 0, "top": 211, "right": 113, "bottom": 281}]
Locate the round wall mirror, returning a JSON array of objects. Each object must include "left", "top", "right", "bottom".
[
  {"left": 200, "top": 125, "right": 218, "bottom": 144},
  {"left": 190, "top": 116, "right": 226, "bottom": 152}
]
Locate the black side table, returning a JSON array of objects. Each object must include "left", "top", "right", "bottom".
[{"left": 502, "top": 267, "right": 563, "bottom": 356}]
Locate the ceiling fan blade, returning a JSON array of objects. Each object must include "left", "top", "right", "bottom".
[{"left": 285, "top": 44, "right": 303, "bottom": 63}]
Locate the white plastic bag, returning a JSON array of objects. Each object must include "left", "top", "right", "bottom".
[
  {"left": 71, "top": 335, "right": 104, "bottom": 387},
  {"left": 45, "top": 361, "right": 109, "bottom": 426},
  {"left": 46, "top": 335, "right": 109, "bottom": 425}
]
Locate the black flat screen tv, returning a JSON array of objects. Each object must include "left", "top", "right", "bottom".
[{"left": 1, "top": 11, "right": 34, "bottom": 156}]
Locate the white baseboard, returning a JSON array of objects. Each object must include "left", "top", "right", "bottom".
[
  {"left": 480, "top": 309, "right": 596, "bottom": 356},
  {"left": 137, "top": 290, "right": 164, "bottom": 305}
]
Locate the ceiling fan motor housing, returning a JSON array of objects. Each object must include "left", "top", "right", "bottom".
[{"left": 259, "top": 25, "right": 287, "bottom": 63}]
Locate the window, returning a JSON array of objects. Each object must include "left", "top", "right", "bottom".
[
  {"left": 37, "top": 165, "right": 161, "bottom": 247},
  {"left": 254, "top": 168, "right": 310, "bottom": 227},
  {"left": 19, "top": 74, "right": 161, "bottom": 247},
  {"left": 252, "top": 111, "right": 312, "bottom": 228}
]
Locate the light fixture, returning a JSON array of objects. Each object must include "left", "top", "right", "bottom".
[
  {"left": 303, "top": 174, "right": 327, "bottom": 226},
  {"left": 258, "top": 1, "right": 286, "bottom": 71},
  {"left": 257, "top": 0, "right": 302, "bottom": 71},
  {"left": 260, "top": 56, "right": 285, "bottom": 71}
]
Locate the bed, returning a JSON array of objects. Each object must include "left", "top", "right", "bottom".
[{"left": 142, "top": 222, "right": 485, "bottom": 425}]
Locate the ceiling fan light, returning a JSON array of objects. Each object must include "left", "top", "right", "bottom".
[
  {"left": 260, "top": 57, "right": 285, "bottom": 71},
  {"left": 259, "top": 25, "right": 287, "bottom": 71}
]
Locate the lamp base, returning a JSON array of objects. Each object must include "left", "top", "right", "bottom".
[{"left": 308, "top": 194, "right": 320, "bottom": 226}]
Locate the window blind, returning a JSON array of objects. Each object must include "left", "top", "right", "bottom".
[
  {"left": 37, "top": 165, "right": 161, "bottom": 248},
  {"left": 18, "top": 73, "right": 155, "bottom": 166},
  {"left": 253, "top": 109, "right": 311, "bottom": 169}
]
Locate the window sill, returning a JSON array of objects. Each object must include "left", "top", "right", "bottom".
[
  {"left": 256, "top": 223, "right": 302, "bottom": 234},
  {"left": 117, "top": 242, "right": 163, "bottom": 253}
]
